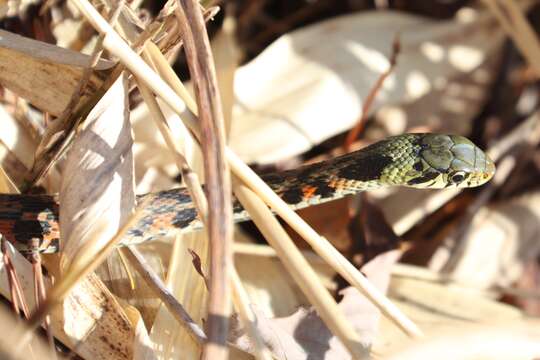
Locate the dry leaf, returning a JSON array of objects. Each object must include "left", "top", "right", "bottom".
[
  {"left": 0, "top": 29, "right": 115, "bottom": 116},
  {"left": 232, "top": 250, "right": 401, "bottom": 359},
  {"left": 374, "top": 264, "right": 524, "bottom": 355},
  {"left": 54, "top": 75, "right": 156, "bottom": 359},
  {"left": 385, "top": 320, "right": 540, "bottom": 360},
  {"left": 0, "top": 104, "right": 36, "bottom": 185},
  {"left": 229, "top": 9, "right": 503, "bottom": 164},
  {"left": 59, "top": 75, "right": 135, "bottom": 262}
]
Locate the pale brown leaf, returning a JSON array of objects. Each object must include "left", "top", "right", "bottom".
[
  {"left": 0, "top": 29, "right": 114, "bottom": 116},
  {"left": 232, "top": 250, "right": 401, "bottom": 359}
]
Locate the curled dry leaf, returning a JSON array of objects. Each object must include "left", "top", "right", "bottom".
[
  {"left": 229, "top": 9, "right": 503, "bottom": 164},
  {"left": 59, "top": 75, "right": 135, "bottom": 262},
  {"left": 0, "top": 29, "right": 115, "bottom": 117},
  {"left": 231, "top": 250, "right": 401, "bottom": 359},
  {"left": 55, "top": 76, "right": 156, "bottom": 359}
]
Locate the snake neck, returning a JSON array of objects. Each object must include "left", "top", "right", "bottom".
[{"left": 258, "top": 140, "right": 407, "bottom": 210}]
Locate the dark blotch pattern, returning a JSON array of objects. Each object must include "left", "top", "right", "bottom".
[
  {"left": 338, "top": 154, "right": 393, "bottom": 182},
  {"left": 281, "top": 188, "right": 305, "bottom": 205},
  {"left": 171, "top": 208, "right": 198, "bottom": 229},
  {"left": 312, "top": 178, "right": 335, "bottom": 198}
]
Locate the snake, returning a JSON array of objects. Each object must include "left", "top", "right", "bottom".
[{"left": 0, "top": 133, "right": 495, "bottom": 254}]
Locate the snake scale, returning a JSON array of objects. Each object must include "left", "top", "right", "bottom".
[{"left": 0, "top": 133, "right": 495, "bottom": 254}]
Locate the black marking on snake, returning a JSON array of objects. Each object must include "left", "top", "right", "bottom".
[
  {"left": 281, "top": 188, "right": 304, "bottom": 205},
  {"left": 312, "top": 178, "right": 335, "bottom": 198},
  {"left": 13, "top": 220, "right": 45, "bottom": 242},
  {"left": 407, "top": 171, "right": 439, "bottom": 186},
  {"left": 338, "top": 154, "right": 393, "bottom": 182},
  {"left": 171, "top": 208, "right": 198, "bottom": 229},
  {"left": 413, "top": 161, "right": 423, "bottom": 171},
  {"left": 128, "top": 228, "right": 145, "bottom": 238}
]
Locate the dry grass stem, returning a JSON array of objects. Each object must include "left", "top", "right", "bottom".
[
  {"left": 70, "top": 0, "right": 421, "bottom": 338},
  {"left": 0, "top": 166, "right": 19, "bottom": 193},
  {"left": 234, "top": 180, "right": 369, "bottom": 358},
  {"left": 229, "top": 267, "right": 273, "bottom": 360},
  {"left": 120, "top": 246, "right": 208, "bottom": 344},
  {"left": 29, "top": 239, "right": 55, "bottom": 357},
  {"left": 481, "top": 0, "right": 540, "bottom": 77},
  {"left": 175, "top": 1, "right": 234, "bottom": 357},
  {"left": 145, "top": 42, "right": 199, "bottom": 114},
  {"left": 136, "top": 75, "right": 208, "bottom": 222}
]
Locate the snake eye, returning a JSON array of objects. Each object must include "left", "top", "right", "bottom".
[{"left": 450, "top": 171, "right": 467, "bottom": 184}]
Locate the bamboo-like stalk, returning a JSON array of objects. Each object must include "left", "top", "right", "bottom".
[
  {"left": 135, "top": 74, "right": 208, "bottom": 223},
  {"left": 145, "top": 42, "right": 199, "bottom": 115},
  {"left": 69, "top": 0, "right": 422, "bottom": 338},
  {"left": 174, "top": 1, "right": 233, "bottom": 358}
]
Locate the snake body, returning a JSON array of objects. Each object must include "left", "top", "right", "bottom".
[{"left": 0, "top": 133, "right": 495, "bottom": 254}]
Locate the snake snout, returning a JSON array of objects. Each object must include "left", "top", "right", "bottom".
[{"left": 452, "top": 143, "right": 495, "bottom": 188}]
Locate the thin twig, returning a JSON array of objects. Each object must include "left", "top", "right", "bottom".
[
  {"left": 175, "top": 1, "right": 234, "bottom": 358},
  {"left": 120, "top": 246, "right": 207, "bottom": 344},
  {"left": 29, "top": 238, "right": 56, "bottom": 359},
  {"left": 135, "top": 74, "right": 208, "bottom": 222},
  {"left": 343, "top": 34, "right": 400, "bottom": 151}
]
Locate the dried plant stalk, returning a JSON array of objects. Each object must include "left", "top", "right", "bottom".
[
  {"left": 120, "top": 246, "right": 207, "bottom": 344},
  {"left": 175, "top": 1, "right": 233, "bottom": 358},
  {"left": 136, "top": 75, "right": 208, "bottom": 222}
]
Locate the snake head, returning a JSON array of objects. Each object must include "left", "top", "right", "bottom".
[{"left": 405, "top": 134, "right": 495, "bottom": 189}]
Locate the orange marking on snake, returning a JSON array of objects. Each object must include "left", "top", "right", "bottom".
[{"left": 302, "top": 185, "right": 318, "bottom": 199}]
